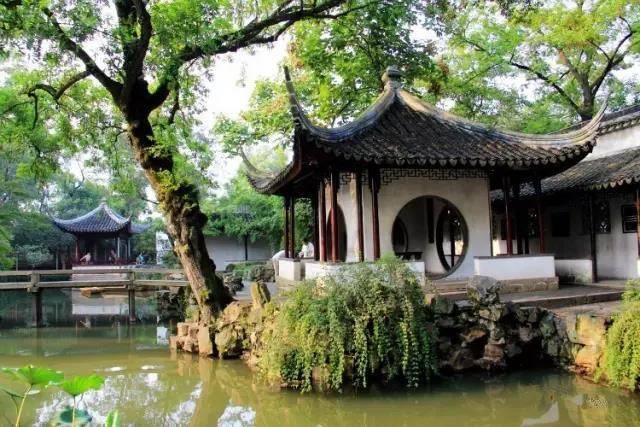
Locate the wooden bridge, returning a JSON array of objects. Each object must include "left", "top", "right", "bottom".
[{"left": 0, "top": 268, "right": 188, "bottom": 327}]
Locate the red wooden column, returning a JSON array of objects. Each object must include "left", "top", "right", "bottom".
[
  {"left": 502, "top": 176, "right": 514, "bottom": 255},
  {"left": 534, "top": 179, "right": 546, "bottom": 253},
  {"left": 588, "top": 194, "right": 599, "bottom": 283},
  {"left": 354, "top": 171, "right": 364, "bottom": 262},
  {"left": 319, "top": 178, "right": 327, "bottom": 262},
  {"left": 283, "top": 196, "right": 291, "bottom": 258},
  {"left": 512, "top": 180, "right": 522, "bottom": 254},
  {"left": 329, "top": 170, "right": 340, "bottom": 262},
  {"left": 290, "top": 196, "right": 296, "bottom": 258},
  {"left": 311, "top": 188, "right": 320, "bottom": 261},
  {"left": 369, "top": 167, "right": 381, "bottom": 260},
  {"left": 636, "top": 188, "right": 640, "bottom": 258}
]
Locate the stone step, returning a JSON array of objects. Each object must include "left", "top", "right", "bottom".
[
  {"left": 434, "top": 285, "right": 624, "bottom": 309},
  {"left": 506, "top": 289, "right": 624, "bottom": 309}
]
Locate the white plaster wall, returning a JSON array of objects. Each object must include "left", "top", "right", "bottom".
[
  {"left": 589, "top": 125, "right": 640, "bottom": 159},
  {"left": 474, "top": 255, "right": 555, "bottom": 281},
  {"left": 205, "top": 235, "right": 272, "bottom": 270},
  {"left": 279, "top": 259, "right": 301, "bottom": 281},
  {"left": 334, "top": 171, "right": 492, "bottom": 280},
  {"left": 531, "top": 193, "right": 639, "bottom": 279},
  {"left": 305, "top": 261, "right": 342, "bottom": 280},
  {"left": 555, "top": 259, "right": 593, "bottom": 283},
  {"left": 594, "top": 195, "right": 639, "bottom": 279}
]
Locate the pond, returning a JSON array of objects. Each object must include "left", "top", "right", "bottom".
[{"left": 1, "top": 326, "right": 639, "bottom": 426}]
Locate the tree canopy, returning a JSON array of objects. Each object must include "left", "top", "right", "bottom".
[
  {"left": 0, "top": 0, "right": 383, "bottom": 319},
  {"left": 442, "top": 0, "right": 640, "bottom": 129}
]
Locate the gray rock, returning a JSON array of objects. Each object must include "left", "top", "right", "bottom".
[
  {"left": 518, "top": 326, "right": 536, "bottom": 343},
  {"left": 432, "top": 295, "right": 456, "bottom": 315},
  {"left": 251, "top": 281, "right": 271, "bottom": 309},
  {"left": 461, "top": 327, "right": 487, "bottom": 344},
  {"left": 539, "top": 312, "right": 557, "bottom": 338},
  {"left": 478, "top": 303, "right": 507, "bottom": 322},
  {"left": 527, "top": 307, "right": 541, "bottom": 324},
  {"left": 467, "top": 276, "right": 501, "bottom": 305},
  {"left": 449, "top": 348, "right": 475, "bottom": 371},
  {"left": 223, "top": 274, "right": 244, "bottom": 295},
  {"left": 505, "top": 342, "right": 523, "bottom": 358}
]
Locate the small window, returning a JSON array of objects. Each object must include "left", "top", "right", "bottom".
[
  {"left": 621, "top": 205, "right": 638, "bottom": 234},
  {"left": 580, "top": 200, "right": 611, "bottom": 235},
  {"left": 551, "top": 212, "right": 571, "bottom": 237},
  {"left": 595, "top": 201, "right": 611, "bottom": 234}
]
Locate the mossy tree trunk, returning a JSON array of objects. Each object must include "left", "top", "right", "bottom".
[{"left": 121, "top": 81, "right": 233, "bottom": 323}]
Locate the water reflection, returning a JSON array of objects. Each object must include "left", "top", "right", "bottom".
[{"left": 0, "top": 326, "right": 639, "bottom": 426}]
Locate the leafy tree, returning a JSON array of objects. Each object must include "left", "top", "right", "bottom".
[
  {"left": 215, "top": 0, "right": 442, "bottom": 154},
  {"left": 1, "top": 0, "right": 368, "bottom": 321},
  {"left": 443, "top": 0, "right": 640, "bottom": 128},
  {"left": 16, "top": 245, "right": 53, "bottom": 269},
  {"left": 0, "top": 219, "right": 12, "bottom": 270}
]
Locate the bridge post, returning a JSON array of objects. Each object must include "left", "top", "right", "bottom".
[
  {"left": 28, "top": 272, "right": 42, "bottom": 328},
  {"left": 127, "top": 271, "right": 136, "bottom": 324}
]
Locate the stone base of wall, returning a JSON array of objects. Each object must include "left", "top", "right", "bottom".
[
  {"left": 171, "top": 322, "right": 214, "bottom": 357},
  {"left": 499, "top": 277, "right": 559, "bottom": 293},
  {"left": 430, "top": 276, "right": 617, "bottom": 382},
  {"left": 170, "top": 281, "right": 272, "bottom": 360}
]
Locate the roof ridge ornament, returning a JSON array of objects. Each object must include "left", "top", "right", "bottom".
[{"left": 382, "top": 66, "right": 403, "bottom": 89}]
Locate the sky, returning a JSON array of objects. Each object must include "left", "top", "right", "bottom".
[{"left": 199, "top": 40, "right": 288, "bottom": 189}]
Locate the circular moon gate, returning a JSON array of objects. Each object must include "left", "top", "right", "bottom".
[{"left": 392, "top": 196, "right": 469, "bottom": 278}]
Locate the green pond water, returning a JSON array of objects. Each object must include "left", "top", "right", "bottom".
[{"left": 1, "top": 326, "right": 639, "bottom": 427}]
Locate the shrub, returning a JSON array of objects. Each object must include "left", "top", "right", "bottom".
[
  {"left": 622, "top": 278, "right": 640, "bottom": 304},
  {"left": 257, "top": 256, "right": 436, "bottom": 392},
  {"left": 597, "top": 279, "right": 640, "bottom": 390}
]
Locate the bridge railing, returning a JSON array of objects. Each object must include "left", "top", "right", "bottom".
[{"left": 0, "top": 268, "right": 188, "bottom": 327}]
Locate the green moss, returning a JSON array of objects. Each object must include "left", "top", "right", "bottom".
[{"left": 257, "top": 256, "right": 436, "bottom": 392}]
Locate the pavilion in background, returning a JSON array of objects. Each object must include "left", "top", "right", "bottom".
[{"left": 53, "top": 201, "right": 148, "bottom": 265}]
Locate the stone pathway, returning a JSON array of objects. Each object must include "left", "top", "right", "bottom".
[
  {"left": 502, "top": 285, "right": 624, "bottom": 309},
  {"left": 438, "top": 284, "right": 623, "bottom": 309}
]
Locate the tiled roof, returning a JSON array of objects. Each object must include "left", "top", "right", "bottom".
[
  {"left": 560, "top": 103, "right": 640, "bottom": 136},
  {"left": 250, "top": 67, "right": 603, "bottom": 194},
  {"left": 539, "top": 146, "right": 640, "bottom": 193},
  {"left": 52, "top": 202, "right": 149, "bottom": 235}
]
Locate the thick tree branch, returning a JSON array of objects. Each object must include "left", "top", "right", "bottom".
[
  {"left": 28, "top": 70, "right": 91, "bottom": 101},
  {"left": 590, "top": 30, "right": 636, "bottom": 94},
  {"left": 42, "top": 7, "right": 122, "bottom": 98},
  {"left": 463, "top": 37, "right": 582, "bottom": 114},
  {"left": 118, "top": 0, "right": 154, "bottom": 105},
  {"left": 152, "top": 0, "right": 361, "bottom": 100}
]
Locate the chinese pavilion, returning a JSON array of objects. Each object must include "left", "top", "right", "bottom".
[
  {"left": 53, "top": 202, "right": 148, "bottom": 265},
  {"left": 250, "top": 66, "right": 604, "bottom": 286}
]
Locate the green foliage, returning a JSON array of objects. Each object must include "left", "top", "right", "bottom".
[
  {"left": 0, "top": 218, "right": 13, "bottom": 270},
  {"left": 598, "top": 301, "right": 640, "bottom": 390},
  {"left": 1, "top": 366, "right": 63, "bottom": 426},
  {"left": 258, "top": 256, "right": 436, "bottom": 392},
  {"left": 1, "top": 366, "right": 114, "bottom": 426},
  {"left": 204, "top": 173, "right": 312, "bottom": 251},
  {"left": 1, "top": 366, "right": 64, "bottom": 387},
  {"left": 622, "top": 278, "right": 640, "bottom": 304},
  {"left": 105, "top": 410, "right": 120, "bottom": 427},
  {"left": 57, "top": 374, "right": 104, "bottom": 397},
  {"left": 215, "top": 1, "right": 442, "bottom": 156},
  {"left": 441, "top": 0, "right": 640, "bottom": 127}
]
